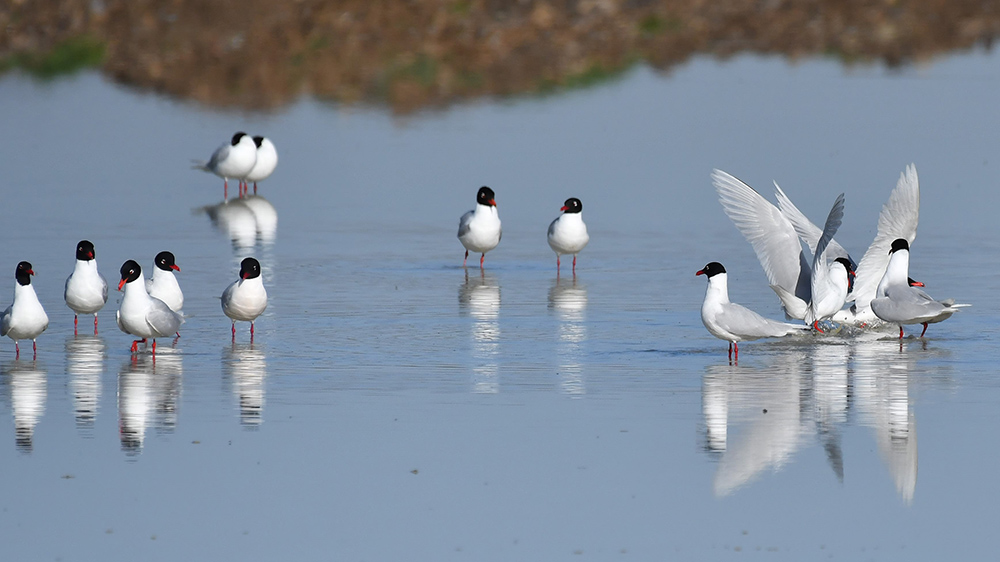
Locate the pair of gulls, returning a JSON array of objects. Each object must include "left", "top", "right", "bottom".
[
  {"left": 698, "top": 165, "right": 967, "bottom": 359},
  {"left": 1, "top": 242, "right": 267, "bottom": 358},
  {"left": 458, "top": 186, "right": 591, "bottom": 273},
  {"left": 195, "top": 132, "right": 279, "bottom": 200}
]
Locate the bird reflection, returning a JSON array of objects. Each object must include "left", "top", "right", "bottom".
[
  {"left": 65, "top": 335, "right": 106, "bottom": 434},
  {"left": 3, "top": 360, "right": 47, "bottom": 453},
  {"left": 117, "top": 350, "right": 183, "bottom": 457},
  {"left": 548, "top": 276, "right": 587, "bottom": 397},
  {"left": 701, "top": 339, "right": 922, "bottom": 503},
  {"left": 459, "top": 270, "right": 500, "bottom": 393},
  {"left": 853, "top": 341, "right": 918, "bottom": 504},
  {"left": 199, "top": 195, "right": 277, "bottom": 250},
  {"left": 223, "top": 342, "right": 268, "bottom": 428},
  {"left": 703, "top": 350, "right": 810, "bottom": 497}
]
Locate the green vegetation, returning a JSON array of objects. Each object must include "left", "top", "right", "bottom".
[
  {"left": 0, "top": 36, "right": 106, "bottom": 79},
  {"left": 638, "top": 14, "right": 684, "bottom": 36}
]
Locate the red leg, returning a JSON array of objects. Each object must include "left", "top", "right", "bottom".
[
  {"left": 572, "top": 255, "right": 577, "bottom": 275},
  {"left": 250, "top": 322, "right": 255, "bottom": 342},
  {"left": 734, "top": 342, "right": 739, "bottom": 361},
  {"left": 74, "top": 314, "right": 78, "bottom": 335},
  {"left": 32, "top": 340, "right": 37, "bottom": 360},
  {"left": 479, "top": 253, "right": 485, "bottom": 269},
  {"left": 254, "top": 182, "right": 258, "bottom": 195},
  {"left": 130, "top": 338, "right": 146, "bottom": 353},
  {"left": 14, "top": 341, "right": 19, "bottom": 358},
  {"left": 898, "top": 326, "right": 904, "bottom": 339},
  {"left": 463, "top": 250, "right": 468, "bottom": 267},
  {"left": 224, "top": 178, "right": 228, "bottom": 200},
  {"left": 920, "top": 322, "right": 928, "bottom": 338},
  {"left": 152, "top": 339, "right": 156, "bottom": 354},
  {"left": 728, "top": 342, "right": 732, "bottom": 361},
  {"left": 232, "top": 322, "right": 236, "bottom": 341},
  {"left": 94, "top": 314, "right": 99, "bottom": 335},
  {"left": 813, "top": 320, "right": 824, "bottom": 333},
  {"left": 175, "top": 332, "right": 181, "bottom": 338},
  {"left": 557, "top": 255, "right": 561, "bottom": 270}
]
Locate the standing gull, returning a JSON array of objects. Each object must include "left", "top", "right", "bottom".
[
  {"left": 547, "top": 197, "right": 590, "bottom": 274},
  {"left": 458, "top": 186, "right": 502, "bottom": 269},
  {"left": 116, "top": 260, "right": 183, "bottom": 354},
  {"left": 64, "top": 240, "right": 107, "bottom": 335},
  {"left": 222, "top": 258, "right": 268, "bottom": 341},
  {"left": 2, "top": 262, "right": 49, "bottom": 359},
  {"left": 194, "top": 132, "right": 258, "bottom": 200}
]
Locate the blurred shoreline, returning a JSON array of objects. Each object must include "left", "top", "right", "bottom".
[{"left": 2, "top": 0, "right": 998, "bottom": 113}]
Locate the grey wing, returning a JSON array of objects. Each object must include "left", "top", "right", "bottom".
[
  {"left": 851, "top": 164, "right": 920, "bottom": 307},
  {"left": 0, "top": 305, "right": 11, "bottom": 336},
  {"left": 717, "top": 302, "right": 802, "bottom": 339},
  {"left": 146, "top": 298, "right": 183, "bottom": 336},
  {"left": 810, "top": 193, "right": 846, "bottom": 291},
  {"left": 712, "top": 170, "right": 810, "bottom": 300},
  {"left": 878, "top": 285, "right": 945, "bottom": 322},
  {"left": 774, "top": 181, "right": 853, "bottom": 265},
  {"left": 101, "top": 274, "right": 108, "bottom": 304},
  {"left": 457, "top": 210, "right": 474, "bottom": 238},
  {"left": 206, "top": 143, "right": 229, "bottom": 171}
]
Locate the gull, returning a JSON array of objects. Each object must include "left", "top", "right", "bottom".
[
  {"left": 244, "top": 136, "right": 278, "bottom": 196},
  {"left": 194, "top": 132, "right": 258, "bottom": 200},
  {"left": 222, "top": 258, "right": 268, "bottom": 341},
  {"left": 547, "top": 197, "right": 590, "bottom": 274},
  {"left": 116, "top": 260, "right": 183, "bottom": 354},
  {"left": 64, "top": 240, "right": 107, "bottom": 335},
  {"left": 458, "top": 186, "right": 502, "bottom": 269},
  {"left": 697, "top": 262, "right": 808, "bottom": 361},
  {"left": 2, "top": 261, "right": 49, "bottom": 359}
]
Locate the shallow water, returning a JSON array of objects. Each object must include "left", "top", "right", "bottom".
[{"left": 1, "top": 51, "right": 999, "bottom": 560}]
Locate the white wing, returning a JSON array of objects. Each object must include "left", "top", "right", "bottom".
[
  {"left": 774, "top": 181, "right": 853, "bottom": 265},
  {"left": 712, "top": 170, "right": 810, "bottom": 303},
  {"left": 850, "top": 165, "right": 920, "bottom": 309}
]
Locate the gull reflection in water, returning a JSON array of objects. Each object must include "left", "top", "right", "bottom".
[
  {"left": 548, "top": 276, "right": 588, "bottom": 397},
  {"left": 223, "top": 343, "right": 268, "bottom": 428},
  {"left": 199, "top": 195, "right": 278, "bottom": 250},
  {"left": 3, "top": 360, "right": 47, "bottom": 453},
  {"left": 65, "top": 335, "right": 106, "bottom": 434},
  {"left": 703, "top": 350, "right": 810, "bottom": 497},
  {"left": 117, "top": 349, "right": 183, "bottom": 457},
  {"left": 853, "top": 341, "right": 918, "bottom": 504},
  {"left": 459, "top": 270, "right": 500, "bottom": 394},
  {"left": 702, "top": 339, "right": 921, "bottom": 503}
]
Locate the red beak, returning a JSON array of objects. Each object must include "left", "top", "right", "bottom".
[
  {"left": 170, "top": 265, "right": 181, "bottom": 272},
  {"left": 241, "top": 272, "right": 249, "bottom": 280},
  {"left": 87, "top": 252, "right": 94, "bottom": 259},
  {"left": 696, "top": 269, "right": 705, "bottom": 276},
  {"left": 560, "top": 205, "right": 569, "bottom": 212},
  {"left": 488, "top": 199, "right": 497, "bottom": 206},
  {"left": 117, "top": 278, "right": 126, "bottom": 291},
  {"left": 27, "top": 269, "right": 34, "bottom": 276}
]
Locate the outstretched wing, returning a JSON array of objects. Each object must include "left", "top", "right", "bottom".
[
  {"left": 712, "top": 170, "right": 810, "bottom": 302},
  {"left": 851, "top": 164, "right": 920, "bottom": 308},
  {"left": 774, "top": 181, "right": 853, "bottom": 266},
  {"left": 810, "top": 192, "right": 846, "bottom": 298}
]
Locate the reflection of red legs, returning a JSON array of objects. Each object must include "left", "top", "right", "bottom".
[
  {"left": 463, "top": 250, "right": 468, "bottom": 268},
  {"left": 919, "top": 322, "right": 929, "bottom": 337}
]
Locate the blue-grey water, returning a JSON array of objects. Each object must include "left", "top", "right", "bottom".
[{"left": 1, "top": 50, "right": 999, "bottom": 560}]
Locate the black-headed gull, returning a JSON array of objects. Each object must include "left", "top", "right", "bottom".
[
  {"left": 870, "top": 239, "right": 968, "bottom": 338},
  {"left": 146, "top": 251, "right": 183, "bottom": 313},
  {"left": 458, "top": 186, "right": 502, "bottom": 269},
  {"left": 222, "top": 258, "right": 267, "bottom": 341},
  {"left": 712, "top": 170, "right": 855, "bottom": 330},
  {"left": 547, "top": 197, "right": 589, "bottom": 274},
  {"left": 2, "top": 261, "right": 49, "bottom": 359},
  {"left": 194, "top": 132, "right": 258, "bottom": 200},
  {"left": 64, "top": 240, "right": 108, "bottom": 335},
  {"left": 244, "top": 136, "right": 278, "bottom": 197},
  {"left": 116, "top": 260, "right": 183, "bottom": 354},
  {"left": 697, "top": 262, "right": 807, "bottom": 361}
]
